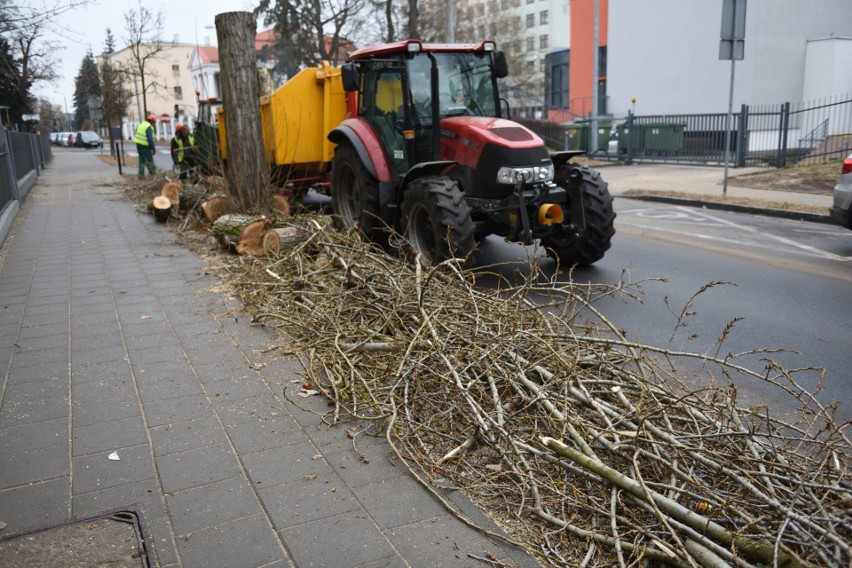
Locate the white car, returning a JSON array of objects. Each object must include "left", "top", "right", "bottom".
[{"left": 829, "top": 152, "right": 852, "bottom": 230}]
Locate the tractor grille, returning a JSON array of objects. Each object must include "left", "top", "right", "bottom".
[{"left": 489, "top": 127, "right": 535, "bottom": 142}]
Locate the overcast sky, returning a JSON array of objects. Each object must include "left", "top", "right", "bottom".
[{"left": 30, "top": 0, "right": 262, "bottom": 111}]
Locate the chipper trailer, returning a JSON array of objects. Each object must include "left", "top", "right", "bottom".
[{"left": 217, "top": 39, "right": 615, "bottom": 266}]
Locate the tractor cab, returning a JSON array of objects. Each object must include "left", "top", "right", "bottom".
[{"left": 341, "top": 40, "right": 505, "bottom": 179}]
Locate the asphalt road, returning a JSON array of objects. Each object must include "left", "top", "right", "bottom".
[{"left": 470, "top": 199, "right": 852, "bottom": 424}]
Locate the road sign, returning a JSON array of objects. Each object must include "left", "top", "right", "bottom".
[
  {"left": 21, "top": 114, "right": 40, "bottom": 121},
  {"left": 719, "top": 0, "right": 746, "bottom": 60}
]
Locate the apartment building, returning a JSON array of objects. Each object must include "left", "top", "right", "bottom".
[{"left": 102, "top": 39, "right": 198, "bottom": 140}]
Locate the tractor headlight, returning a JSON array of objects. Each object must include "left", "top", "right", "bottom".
[{"left": 496, "top": 164, "right": 554, "bottom": 184}]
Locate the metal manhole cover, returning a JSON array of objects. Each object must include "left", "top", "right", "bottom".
[{"left": 0, "top": 508, "right": 154, "bottom": 567}]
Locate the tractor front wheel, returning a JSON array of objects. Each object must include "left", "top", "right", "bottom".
[
  {"left": 542, "top": 165, "right": 615, "bottom": 267},
  {"left": 330, "top": 144, "right": 386, "bottom": 245},
  {"left": 401, "top": 176, "right": 475, "bottom": 265}
]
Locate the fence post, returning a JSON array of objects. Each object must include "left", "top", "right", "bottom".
[
  {"left": 736, "top": 104, "right": 748, "bottom": 167},
  {"left": 778, "top": 102, "right": 790, "bottom": 168},
  {"left": 625, "top": 111, "right": 634, "bottom": 165}
]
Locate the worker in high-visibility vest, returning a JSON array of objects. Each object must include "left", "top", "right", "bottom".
[
  {"left": 134, "top": 114, "right": 157, "bottom": 179},
  {"left": 170, "top": 123, "right": 197, "bottom": 181}
]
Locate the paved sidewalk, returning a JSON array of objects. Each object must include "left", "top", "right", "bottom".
[{"left": 0, "top": 149, "right": 537, "bottom": 568}]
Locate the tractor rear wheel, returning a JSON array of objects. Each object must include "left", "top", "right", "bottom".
[
  {"left": 401, "top": 176, "right": 475, "bottom": 265},
  {"left": 542, "top": 165, "right": 615, "bottom": 267},
  {"left": 330, "top": 144, "right": 386, "bottom": 245}
]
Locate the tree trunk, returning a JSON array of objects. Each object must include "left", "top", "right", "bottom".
[
  {"left": 262, "top": 226, "right": 308, "bottom": 257},
  {"left": 215, "top": 12, "right": 267, "bottom": 213},
  {"left": 236, "top": 217, "right": 273, "bottom": 256},
  {"left": 180, "top": 184, "right": 210, "bottom": 210},
  {"left": 212, "top": 214, "right": 265, "bottom": 251},
  {"left": 408, "top": 0, "right": 419, "bottom": 39}
]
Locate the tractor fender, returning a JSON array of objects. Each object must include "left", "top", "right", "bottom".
[
  {"left": 550, "top": 150, "right": 586, "bottom": 167},
  {"left": 327, "top": 120, "right": 393, "bottom": 183},
  {"left": 328, "top": 121, "right": 397, "bottom": 224},
  {"left": 400, "top": 161, "right": 457, "bottom": 190}
]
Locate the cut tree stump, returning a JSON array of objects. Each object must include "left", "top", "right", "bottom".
[
  {"left": 152, "top": 195, "right": 173, "bottom": 223},
  {"left": 212, "top": 214, "right": 265, "bottom": 252},
  {"left": 262, "top": 226, "right": 308, "bottom": 257},
  {"left": 236, "top": 217, "right": 273, "bottom": 256},
  {"left": 201, "top": 195, "right": 231, "bottom": 222},
  {"left": 161, "top": 182, "right": 181, "bottom": 209}
]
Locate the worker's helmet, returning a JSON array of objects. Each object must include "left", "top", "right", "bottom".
[{"left": 147, "top": 114, "right": 156, "bottom": 123}]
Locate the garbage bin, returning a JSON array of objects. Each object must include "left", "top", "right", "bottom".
[
  {"left": 642, "top": 123, "right": 685, "bottom": 155},
  {"left": 564, "top": 125, "right": 588, "bottom": 151}
]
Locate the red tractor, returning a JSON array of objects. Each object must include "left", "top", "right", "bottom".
[{"left": 328, "top": 39, "right": 615, "bottom": 266}]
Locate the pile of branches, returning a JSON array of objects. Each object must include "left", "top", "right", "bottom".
[{"left": 222, "top": 214, "right": 849, "bottom": 568}]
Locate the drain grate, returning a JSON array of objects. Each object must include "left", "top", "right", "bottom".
[{"left": 0, "top": 507, "right": 154, "bottom": 568}]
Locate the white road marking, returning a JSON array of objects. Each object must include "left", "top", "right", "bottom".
[
  {"left": 676, "top": 207, "right": 850, "bottom": 262},
  {"left": 617, "top": 205, "right": 851, "bottom": 262}
]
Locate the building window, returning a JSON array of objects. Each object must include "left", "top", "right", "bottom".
[
  {"left": 540, "top": 35, "right": 548, "bottom": 49},
  {"left": 526, "top": 60, "right": 535, "bottom": 72},
  {"left": 174, "top": 86, "right": 183, "bottom": 100},
  {"left": 501, "top": 0, "right": 510, "bottom": 9},
  {"left": 540, "top": 10, "right": 549, "bottom": 25},
  {"left": 526, "top": 0, "right": 534, "bottom": 3},
  {"left": 527, "top": 37, "right": 535, "bottom": 51},
  {"left": 526, "top": 13, "right": 535, "bottom": 27},
  {"left": 172, "top": 64, "right": 180, "bottom": 77}
]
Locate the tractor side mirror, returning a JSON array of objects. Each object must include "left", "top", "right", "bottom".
[
  {"left": 341, "top": 63, "right": 359, "bottom": 92},
  {"left": 493, "top": 50, "right": 508, "bottom": 79}
]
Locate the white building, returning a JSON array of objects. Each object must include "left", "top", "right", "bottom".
[
  {"left": 606, "top": 0, "right": 852, "bottom": 116},
  {"left": 102, "top": 38, "right": 198, "bottom": 141}
]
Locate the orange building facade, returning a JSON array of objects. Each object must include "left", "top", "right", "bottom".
[{"left": 563, "top": 0, "right": 608, "bottom": 121}]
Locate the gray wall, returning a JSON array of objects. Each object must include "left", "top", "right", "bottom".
[{"left": 606, "top": 0, "right": 852, "bottom": 115}]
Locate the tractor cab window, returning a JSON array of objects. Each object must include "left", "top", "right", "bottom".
[
  {"left": 406, "top": 51, "right": 498, "bottom": 120},
  {"left": 359, "top": 60, "right": 408, "bottom": 175}
]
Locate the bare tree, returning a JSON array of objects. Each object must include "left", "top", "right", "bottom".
[
  {"left": 122, "top": 0, "right": 165, "bottom": 115},
  {"left": 0, "top": 1, "right": 64, "bottom": 123},
  {"left": 256, "top": 0, "right": 365, "bottom": 68},
  {"left": 99, "top": 58, "right": 129, "bottom": 128},
  {"left": 0, "top": 0, "right": 92, "bottom": 34}
]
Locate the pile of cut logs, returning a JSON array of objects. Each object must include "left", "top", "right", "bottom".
[{"left": 148, "top": 179, "right": 305, "bottom": 257}]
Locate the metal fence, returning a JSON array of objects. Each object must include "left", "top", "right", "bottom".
[
  {"left": 516, "top": 93, "right": 852, "bottom": 168},
  {"left": 0, "top": 124, "right": 51, "bottom": 246}
]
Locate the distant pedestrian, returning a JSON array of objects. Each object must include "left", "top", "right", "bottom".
[
  {"left": 134, "top": 114, "right": 157, "bottom": 179},
  {"left": 170, "top": 124, "right": 198, "bottom": 181}
]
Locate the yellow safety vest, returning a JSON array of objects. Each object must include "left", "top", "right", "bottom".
[
  {"left": 134, "top": 121, "right": 153, "bottom": 146},
  {"left": 175, "top": 134, "right": 195, "bottom": 163}
]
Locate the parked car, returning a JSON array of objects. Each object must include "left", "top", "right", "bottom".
[
  {"left": 50, "top": 132, "right": 62, "bottom": 145},
  {"left": 75, "top": 131, "right": 102, "bottom": 148},
  {"left": 829, "top": 152, "right": 852, "bottom": 230},
  {"left": 66, "top": 132, "right": 77, "bottom": 146}
]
